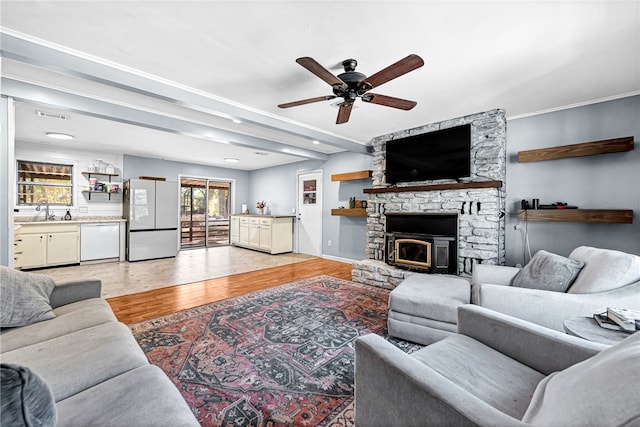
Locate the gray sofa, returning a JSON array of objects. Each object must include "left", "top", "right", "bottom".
[
  {"left": 388, "top": 246, "right": 640, "bottom": 345},
  {"left": 356, "top": 304, "right": 640, "bottom": 426},
  {"left": 0, "top": 267, "right": 199, "bottom": 426},
  {"left": 472, "top": 246, "right": 640, "bottom": 331}
]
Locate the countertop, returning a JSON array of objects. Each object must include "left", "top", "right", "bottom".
[
  {"left": 230, "top": 214, "right": 296, "bottom": 219},
  {"left": 15, "top": 217, "right": 127, "bottom": 225}
]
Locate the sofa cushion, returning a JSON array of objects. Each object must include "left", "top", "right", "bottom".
[
  {"left": 568, "top": 246, "right": 640, "bottom": 294},
  {"left": 0, "top": 266, "right": 55, "bottom": 327},
  {"left": 412, "top": 334, "right": 545, "bottom": 420},
  {"left": 56, "top": 365, "right": 199, "bottom": 427},
  {"left": 522, "top": 333, "right": 640, "bottom": 426},
  {"left": 0, "top": 322, "right": 148, "bottom": 401},
  {"left": 389, "top": 274, "right": 470, "bottom": 324},
  {"left": 0, "top": 363, "right": 57, "bottom": 427},
  {"left": 0, "top": 299, "right": 117, "bottom": 353},
  {"left": 511, "top": 250, "right": 584, "bottom": 293}
]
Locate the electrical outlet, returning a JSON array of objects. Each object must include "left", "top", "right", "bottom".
[
  {"left": 79, "top": 206, "right": 89, "bottom": 214},
  {"left": 514, "top": 224, "right": 522, "bottom": 230},
  {"left": 327, "top": 240, "right": 332, "bottom": 247}
]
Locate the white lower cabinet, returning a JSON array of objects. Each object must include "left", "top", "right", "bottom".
[
  {"left": 230, "top": 216, "right": 240, "bottom": 244},
  {"left": 14, "top": 223, "right": 79, "bottom": 269},
  {"left": 229, "top": 215, "right": 293, "bottom": 254}
]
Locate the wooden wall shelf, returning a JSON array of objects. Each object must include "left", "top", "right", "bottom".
[
  {"left": 518, "top": 209, "right": 633, "bottom": 224},
  {"left": 331, "top": 170, "right": 373, "bottom": 182},
  {"left": 331, "top": 208, "right": 367, "bottom": 217},
  {"left": 363, "top": 180, "right": 502, "bottom": 194},
  {"left": 517, "top": 136, "right": 634, "bottom": 163}
]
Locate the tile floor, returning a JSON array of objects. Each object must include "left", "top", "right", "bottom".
[{"left": 35, "top": 246, "right": 315, "bottom": 298}]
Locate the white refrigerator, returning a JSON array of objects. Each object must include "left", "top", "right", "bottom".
[{"left": 123, "top": 179, "right": 179, "bottom": 261}]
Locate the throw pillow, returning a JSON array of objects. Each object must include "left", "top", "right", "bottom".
[
  {"left": 567, "top": 246, "right": 640, "bottom": 294},
  {"left": 0, "top": 363, "right": 57, "bottom": 427},
  {"left": 511, "top": 250, "right": 584, "bottom": 292},
  {"left": 0, "top": 266, "right": 56, "bottom": 327}
]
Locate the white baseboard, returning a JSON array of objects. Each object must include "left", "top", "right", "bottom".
[{"left": 321, "top": 254, "right": 359, "bottom": 264}]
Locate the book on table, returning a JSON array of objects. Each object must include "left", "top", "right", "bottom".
[
  {"left": 606, "top": 307, "right": 640, "bottom": 332},
  {"left": 593, "top": 312, "right": 630, "bottom": 332}
]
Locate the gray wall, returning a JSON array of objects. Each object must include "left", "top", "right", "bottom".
[
  {"left": 123, "top": 95, "right": 639, "bottom": 265},
  {"left": 505, "top": 95, "right": 640, "bottom": 265},
  {"left": 248, "top": 152, "right": 373, "bottom": 260},
  {"left": 123, "top": 155, "right": 250, "bottom": 214}
]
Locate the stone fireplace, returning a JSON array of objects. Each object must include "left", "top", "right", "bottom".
[{"left": 352, "top": 109, "right": 506, "bottom": 289}]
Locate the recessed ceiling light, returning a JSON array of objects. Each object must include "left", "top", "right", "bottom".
[
  {"left": 46, "top": 132, "right": 74, "bottom": 140},
  {"left": 312, "top": 140, "right": 320, "bottom": 145},
  {"left": 232, "top": 118, "right": 242, "bottom": 124},
  {"left": 224, "top": 158, "right": 239, "bottom": 163},
  {"left": 254, "top": 152, "right": 269, "bottom": 156}
]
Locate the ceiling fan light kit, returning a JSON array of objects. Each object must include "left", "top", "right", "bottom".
[{"left": 278, "top": 54, "right": 424, "bottom": 124}]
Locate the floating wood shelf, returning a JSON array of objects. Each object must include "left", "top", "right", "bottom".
[
  {"left": 518, "top": 209, "right": 633, "bottom": 224},
  {"left": 81, "top": 190, "right": 120, "bottom": 201},
  {"left": 331, "top": 208, "right": 367, "bottom": 217},
  {"left": 81, "top": 171, "right": 119, "bottom": 177},
  {"left": 331, "top": 170, "right": 373, "bottom": 182},
  {"left": 363, "top": 180, "right": 502, "bottom": 194},
  {"left": 517, "top": 136, "right": 634, "bottom": 163}
]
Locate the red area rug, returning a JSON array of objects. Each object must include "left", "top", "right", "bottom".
[{"left": 130, "top": 275, "right": 420, "bottom": 426}]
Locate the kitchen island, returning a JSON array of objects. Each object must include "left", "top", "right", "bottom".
[{"left": 229, "top": 214, "right": 295, "bottom": 254}]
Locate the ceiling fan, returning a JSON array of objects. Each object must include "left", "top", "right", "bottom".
[{"left": 278, "top": 54, "right": 424, "bottom": 124}]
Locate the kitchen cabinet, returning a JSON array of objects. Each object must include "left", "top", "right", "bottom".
[
  {"left": 239, "top": 217, "right": 249, "bottom": 245},
  {"left": 230, "top": 215, "right": 293, "bottom": 254},
  {"left": 230, "top": 216, "right": 240, "bottom": 244},
  {"left": 14, "top": 223, "right": 79, "bottom": 269}
]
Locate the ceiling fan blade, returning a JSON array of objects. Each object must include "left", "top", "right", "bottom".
[
  {"left": 336, "top": 102, "right": 353, "bottom": 124},
  {"left": 296, "top": 57, "right": 346, "bottom": 88},
  {"left": 362, "top": 93, "right": 417, "bottom": 110},
  {"left": 278, "top": 95, "right": 336, "bottom": 108},
  {"left": 359, "top": 54, "right": 424, "bottom": 90}
]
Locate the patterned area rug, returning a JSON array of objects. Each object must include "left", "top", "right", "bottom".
[{"left": 130, "top": 275, "right": 420, "bottom": 426}]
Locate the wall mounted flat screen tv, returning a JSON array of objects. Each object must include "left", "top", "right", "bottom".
[{"left": 385, "top": 124, "right": 471, "bottom": 184}]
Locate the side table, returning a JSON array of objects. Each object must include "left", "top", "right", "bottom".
[{"left": 563, "top": 316, "right": 633, "bottom": 346}]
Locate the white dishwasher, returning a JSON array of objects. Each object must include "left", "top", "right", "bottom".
[{"left": 80, "top": 222, "right": 120, "bottom": 261}]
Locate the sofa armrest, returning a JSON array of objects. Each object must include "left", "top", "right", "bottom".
[
  {"left": 472, "top": 281, "right": 640, "bottom": 331},
  {"left": 49, "top": 279, "right": 102, "bottom": 308},
  {"left": 457, "top": 305, "right": 607, "bottom": 375},
  {"left": 355, "top": 334, "right": 523, "bottom": 427},
  {"left": 471, "top": 264, "right": 520, "bottom": 286}
]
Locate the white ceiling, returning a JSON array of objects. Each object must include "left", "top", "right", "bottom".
[{"left": 1, "top": 1, "right": 639, "bottom": 170}]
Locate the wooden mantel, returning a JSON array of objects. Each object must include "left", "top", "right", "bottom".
[{"left": 363, "top": 180, "right": 503, "bottom": 194}]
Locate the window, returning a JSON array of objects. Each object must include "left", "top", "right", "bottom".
[{"left": 17, "top": 160, "right": 74, "bottom": 206}]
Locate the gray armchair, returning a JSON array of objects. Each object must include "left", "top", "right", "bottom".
[
  {"left": 355, "top": 305, "right": 640, "bottom": 427},
  {"left": 472, "top": 246, "right": 640, "bottom": 331}
]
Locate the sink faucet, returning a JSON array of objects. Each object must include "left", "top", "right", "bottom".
[{"left": 35, "top": 200, "right": 55, "bottom": 221}]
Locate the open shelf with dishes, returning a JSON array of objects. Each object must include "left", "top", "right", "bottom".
[{"left": 81, "top": 171, "right": 120, "bottom": 200}]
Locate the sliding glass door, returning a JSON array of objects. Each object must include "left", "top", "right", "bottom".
[{"left": 180, "top": 177, "right": 231, "bottom": 249}]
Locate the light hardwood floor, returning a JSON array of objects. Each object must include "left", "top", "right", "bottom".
[{"left": 108, "top": 257, "right": 353, "bottom": 324}]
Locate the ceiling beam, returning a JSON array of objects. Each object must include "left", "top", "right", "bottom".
[
  {"left": 0, "top": 31, "right": 371, "bottom": 155},
  {"left": 2, "top": 78, "right": 329, "bottom": 161}
]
